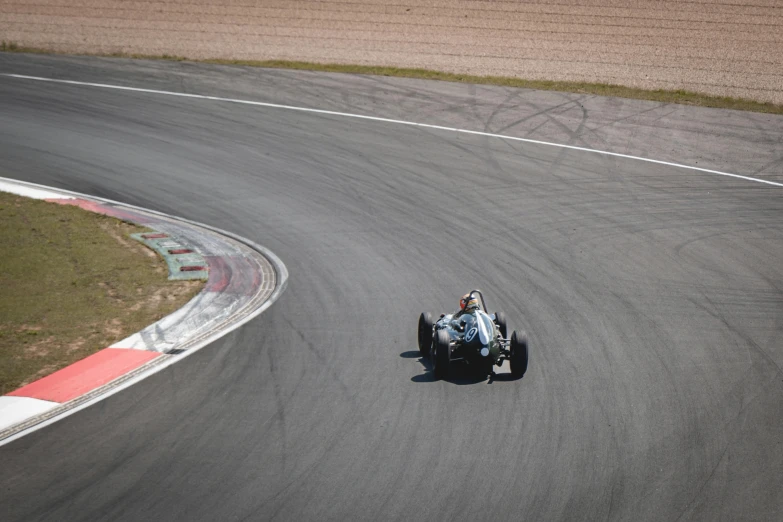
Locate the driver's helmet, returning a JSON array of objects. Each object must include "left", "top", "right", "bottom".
[{"left": 459, "top": 293, "right": 479, "bottom": 311}]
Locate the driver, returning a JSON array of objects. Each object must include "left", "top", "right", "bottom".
[
  {"left": 452, "top": 293, "right": 480, "bottom": 322},
  {"left": 459, "top": 293, "right": 480, "bottom": 314}
]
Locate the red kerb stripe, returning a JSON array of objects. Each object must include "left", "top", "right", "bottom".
[{"left": 8, "top": 348, "right": 161, "bottom": 403}]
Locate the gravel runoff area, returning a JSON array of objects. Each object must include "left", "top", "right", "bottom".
[{"left": 1, "top": 0, "right": 781, "bottom": 105}]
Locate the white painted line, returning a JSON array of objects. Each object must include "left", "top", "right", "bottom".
[
  {"left": 0, "top": 178, "right": 75, "bottom": 200},
  {"left": 0, "top": 397, "right": 59, "bottom": 431},
  {"left": 3, "top": 73, "right": 781, "bottom": 188}
]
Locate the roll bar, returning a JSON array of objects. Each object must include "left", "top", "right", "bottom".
[{"left": 466, "top": 289, "right": 487, "bottom": 313}]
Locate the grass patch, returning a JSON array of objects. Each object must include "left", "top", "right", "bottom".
[
  {"left": 207, "top": 60, "right": 783, "bottom": 114},
  {"left": 2, "top": 42, "right": 782, "bottom": 114},
  {"left": 0, "top": 191, "right": 203, "bottom": 394}
]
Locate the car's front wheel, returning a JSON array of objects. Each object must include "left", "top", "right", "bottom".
[
  {"left": 432, "top": 329, "right": 451, "bottom": 379},
  {"left": 510, "top": 330, "right": 528, "bottom": 378},
  {"left": 418, "top": 312, "right": 434, "bottom": 356},
  {"left": 494, "top": 311, "right": 508, "bottom": 339}
]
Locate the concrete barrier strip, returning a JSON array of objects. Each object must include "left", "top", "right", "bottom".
[{"left": 130, "top": 232, "right": 208, "bottom": 280}]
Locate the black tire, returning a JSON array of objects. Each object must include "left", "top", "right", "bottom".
[
  {"left": 510, "top": 330, "right": 528, "bottom": 378},
  {"left": 432, "top": 329, "right": 451, "bottom": 379},
  {"left": 418, "top": 312, "right": 434, "bottom": 356},
  {"left": 494, "top": 311, "right": 508, "bottom": 339}
]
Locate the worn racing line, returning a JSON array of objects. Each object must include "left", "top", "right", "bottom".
[{"left": 0, "top": 54, "right": 781, "bottom": 521}]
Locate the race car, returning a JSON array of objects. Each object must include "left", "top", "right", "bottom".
[{"left": 417, "top": 290, "right": 528, "bottom": 379}]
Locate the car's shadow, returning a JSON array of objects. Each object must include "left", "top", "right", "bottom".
[{"left": 401, "top": 350, "right": 522, "bottom": 384}]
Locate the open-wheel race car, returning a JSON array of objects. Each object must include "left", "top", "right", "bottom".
[{"left": 417, "top": 290, "right": 528, "bottom": 379}]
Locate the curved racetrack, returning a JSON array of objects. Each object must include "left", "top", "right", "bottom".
[{"left": 1, "top": 55, "right": 781, "bottom": 521}]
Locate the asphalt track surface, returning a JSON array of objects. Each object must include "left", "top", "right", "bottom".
[{"left": 1, "top": 55, "right": 782, "bottom": 521}]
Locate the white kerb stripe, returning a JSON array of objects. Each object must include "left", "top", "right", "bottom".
[
  {"left": 3, "top": 73, "right": 781, "bottom": 188},
  {"left": 0, "top": 178, "right": 75, "bottom": 200},
  {"left": 0, "top": 397, "right": 59, "bottom": 431}
]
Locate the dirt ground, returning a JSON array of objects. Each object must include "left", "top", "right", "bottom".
[{"left": 0, "top": 1, "right": 781, "bottom": 104}]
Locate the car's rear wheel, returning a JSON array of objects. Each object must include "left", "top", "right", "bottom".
[
  {"left": 418, "top": 312, "right": 434, "bottom": 356},
  {"left": 494, "top": 311, "right": 508, "bottom": 339},
  {"left": 510, "top": 330, "right": 528, "bottom": 378},
  {"left": 432, "top": 329, "right": 451, "bottom": 379}
]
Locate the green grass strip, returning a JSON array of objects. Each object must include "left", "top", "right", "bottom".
[{"left": 2, "top": 41, "right": 781, "bottom": 115}]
